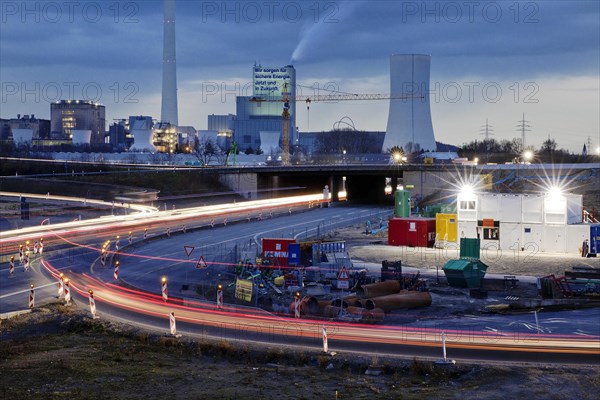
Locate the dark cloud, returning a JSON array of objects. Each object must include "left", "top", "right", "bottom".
[{"left": 0, "top": 0, "right": 597, "bottom": 149}]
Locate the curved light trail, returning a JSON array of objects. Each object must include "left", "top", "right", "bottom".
[{"left": 2, "top": 192, "right": 599, "bottom": 363}]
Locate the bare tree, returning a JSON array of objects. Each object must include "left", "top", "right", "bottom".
[{"left": 193, "top": 136, "right": 223, "bottom": 166}]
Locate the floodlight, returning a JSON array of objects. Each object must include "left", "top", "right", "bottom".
[{"left": 459, "top": 184, "right": 474, "bottom": 199}]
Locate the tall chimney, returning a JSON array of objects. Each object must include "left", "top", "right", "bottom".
[{"left": 161, "top": 0, "right": 178, "bottom": 126}]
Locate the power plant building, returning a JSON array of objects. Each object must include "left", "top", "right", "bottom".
[
  {"left": 50, "top": 100, "right": 106, "bottom": 145},
  {"left": 6, "top": 114, "right": 51, "bottom": 144},
  {"left": 384, "top": 54, "right": 437, "bottom": 153},
  {"left": 212, "top": 65, "right": 297, "bottom": 153}
]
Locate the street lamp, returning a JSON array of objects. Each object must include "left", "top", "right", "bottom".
[{"left": 522, "top": 149, "right": 534, "bottom": 163}]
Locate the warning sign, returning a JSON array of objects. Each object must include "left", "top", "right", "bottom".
[
  {"left": 338, "top": 267, "right": 349, "bottom": 280},
  {"left": 337, "top": 267, "right": 350, "bottom": 289},
  {"left": 196, "top": 256, "right": 208, "bottom": 269},
  {"left": 184, "top": 246, "right": 195, "bottom": 257}
]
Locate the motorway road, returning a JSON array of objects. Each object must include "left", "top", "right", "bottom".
[{"left": 1, "top": 195, "right": 599, "bottom": 365}]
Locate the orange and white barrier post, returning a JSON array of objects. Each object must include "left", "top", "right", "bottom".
[
  {"left": 143, "top": 228, "right": 148, "bottom": 239},
  {"left": 113, "top": 261, "right": 119, "bottom": 280},
  {"left": 34, "top": 240, "right": 39, "bottom": 255},
  {"left": 216, "top": 284, "right": 223, "bottom": 309},
  {"left": 182, "top": 225, "right": 187, "bottom": 234},
  {"left": 25, "top": 240, "right": 30, "bottom": 253},
  {"left": 322, "top": 325, "right": 328, "bottom": 353},
  {"left": 19, "top": 244, "right": 23, "bottom": 264},
  {"left": 170, "top": 311, "right": 177, "bottom": 335},
  {"left": 166, "top": 227, "right": 171, "bottom": 238},
  {"left": 24, "top": 251, "right": 30, "bottom": 271},
  {"left": 9, "top": 256, "right": 15, "bottom": 277},
  {"left": 58, "top": 273, "right": 64, "bottom": 298},
  {"left": 128, "top": 231, "right": 133, "bottom": 244},
  {"left": 29, "top": 284, "right": 35, "bottom": 308},
  {"left": 115, "top": 236, "right": 120, "bottom": 251},
  {"left": 88, "top": 290, "right": 98, "bottom": 318},
  {"left": 161, "top": 277, "right": 168, "bottom": 301},
  {"left": 294, "top": 292, "right": 301, "bottom": 318},
  {"left": 223, "top": 218, "right": 228, "bottom": 226},
  {"left": 64, "top": 279, "right": 71, "bottom": 305},
  {"left": 39, "top": 238, "right": 44, "bottom": 255}
]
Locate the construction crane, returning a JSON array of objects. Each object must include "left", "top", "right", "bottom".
[{"left": 250, "top": 84, "right": 423, "bottom": 165}]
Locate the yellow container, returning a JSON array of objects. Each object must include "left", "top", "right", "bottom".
[
  {"left": 274, "top": 275, "right": 285, "bottom": 286},
  {"left": 436, "top": 213, "right": 458, "bottom": 243}
]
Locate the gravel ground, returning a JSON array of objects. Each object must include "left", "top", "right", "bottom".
[
  {"left": 1, "top": 304, "right": 599, "bottom": 400},
  {"left": 331, "top": 225, "right": 600, "bottom": 278}
]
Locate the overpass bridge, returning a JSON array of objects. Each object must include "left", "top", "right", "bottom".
[
  {"left": 214, "top": 162, "right": 599, "bottom": 204},
  {"left": 2, "top": 156, "right": 597, "bottom": 205}
]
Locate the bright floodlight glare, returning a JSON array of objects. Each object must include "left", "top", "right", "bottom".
[
  {"left": 459, "top": 184, "right": 474, "bottom": 198},
  {"left": 523, "top": 150, "right": 534, "bottom": 161},
  {"left": 547, "top": 186, "right": 563, "bottom": 199},
  {"left": 392, "top": 152, "right": 402, "bottom": 162}
]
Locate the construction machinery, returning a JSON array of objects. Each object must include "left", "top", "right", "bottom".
[{"left": 250, "top": 85, "right": 423, "bottom": 165}]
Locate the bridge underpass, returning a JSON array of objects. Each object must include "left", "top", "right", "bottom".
[{"left": 216, "top": 164, "right": 473, "bottom": 204}]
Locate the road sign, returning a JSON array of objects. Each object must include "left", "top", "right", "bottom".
[
  {"left": 337, "top": 266, "right": 350, "bottom": 289},
  {"left": 338, "top": 267, "right": 349, "bottom": 281},
  {"left": 196, "top": 256, "right": 208, "bottom": 269},
  {"left": 184, "top": 246, "right": 195, "bottom": 257},
  {"left": 337, "top": 280, "right": 349, "bottom": 289}
]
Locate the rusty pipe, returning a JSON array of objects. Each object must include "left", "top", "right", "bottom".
[
  {"left": 365, "top": 291, "right": 432, "bottom": 312},
  {"left": 357, "top": 280, "right": 401, "bottom": 299}
]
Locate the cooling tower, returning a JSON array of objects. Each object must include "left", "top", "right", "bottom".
[
  {"left": 129, "top": 117, "right": 155, "bottom": 152},
  {"left": 161, "top": 0, "right": 178, "bottom": 126},
  {"left": 11, "top": 129, "right": 32, "bottom": 144},
  {"left": 383, "top": 54, "right": 436, "bottom": 153},
  {"left": 259, "top": 131, "right": 281, "bottom": 154}
]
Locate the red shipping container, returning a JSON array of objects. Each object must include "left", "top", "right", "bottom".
[
  {"left": 262, "top": 238, "right": 296, "bottom": 267},
  {"left": 388, "top": 217, "right": 436, "bottom": 247}
]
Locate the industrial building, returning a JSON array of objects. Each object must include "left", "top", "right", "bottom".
[
  {"left": 107, "top": 120, "right": 135, "bottom": 151},
  {"left": 208, "top": 64, "right": 297, "bottom": 153},
  {"left": 50, "top": 100, "right": 106, "bottom": 145},
  {"left": 4, "top": 114, "right": 51, "bottom": 144},
  {"left": 152, "top": 122, "right": 178, "bottom": 153}
]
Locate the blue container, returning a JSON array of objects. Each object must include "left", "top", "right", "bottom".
[
  {"left": 288, "top": 243, "right": 301, "bottom": 266},
  {"left": 590, "top": 224, "right": 600, "bottom": 254}
]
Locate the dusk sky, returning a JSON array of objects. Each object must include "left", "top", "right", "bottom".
[{"left": 1, "top": 0, "right": 598, "bottom": 152}]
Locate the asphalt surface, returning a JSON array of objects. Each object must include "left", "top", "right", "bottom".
[{"left": 1, "top": 201, "right": 598, "bottom": 364}]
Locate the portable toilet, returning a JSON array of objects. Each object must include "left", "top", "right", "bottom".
[{"left": 394, "top": 189, "right": 411, "bottom": 217}]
